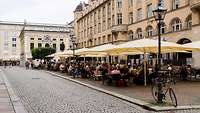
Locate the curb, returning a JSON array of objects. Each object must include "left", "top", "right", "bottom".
[
  {"left": 46, "top": 71, "right": 200, "bottom": 112},
  {"left": 0, "top": 69, "right": 27, "bottom": 113}
]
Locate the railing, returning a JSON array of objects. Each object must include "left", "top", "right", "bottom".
[{"left": 190, "top": 0, "right": 200, "bottom": 9}]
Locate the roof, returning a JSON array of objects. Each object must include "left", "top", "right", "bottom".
[{"left": 74, "top": 2, "right": 89, "bottom": 12}]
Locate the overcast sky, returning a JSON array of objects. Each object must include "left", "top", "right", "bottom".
[{"left": 0, "top": 0, "right": 87, "bottom": 24}]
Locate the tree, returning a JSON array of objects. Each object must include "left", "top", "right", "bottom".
[{"left": 31, "top": 47, "right": 56, "bottom": 59}]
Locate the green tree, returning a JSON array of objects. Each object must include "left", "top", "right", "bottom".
[{"left": 31, "top": 47, "right": 56, "bottom": 59}]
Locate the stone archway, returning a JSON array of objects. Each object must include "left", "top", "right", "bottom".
[{"left": 176, "top": 38, "right": 192, "bottom": 65}]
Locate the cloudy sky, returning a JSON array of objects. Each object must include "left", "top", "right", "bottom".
[{"left": 0, "top": 0, "right": 87, "bottom": 24}]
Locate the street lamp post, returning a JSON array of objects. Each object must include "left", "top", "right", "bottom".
[
  {"left": 70, "top": 35, "right": 77, "bottom": 60},
  {"left": 153, "top": 0, "right": 167, "bottom": 103}
]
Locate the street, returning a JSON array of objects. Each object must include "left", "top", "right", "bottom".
[{"left": 1, "top": 67, "right": 200, "bottom": 113}]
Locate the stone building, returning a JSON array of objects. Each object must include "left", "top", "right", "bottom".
[
  {"left": 74, "top": 0, "right": 200, "bottom": 68},
  {"left": 0, "top": 21, "right": 72, "bottom": 65}
]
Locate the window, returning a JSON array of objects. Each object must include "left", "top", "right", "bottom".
[
  {"left": 60, "top": 39, "right": 63, "bottom": 41},
  {"left": 117, "top": 13, "right": 123, "bottom": 25},
  {"left": 128, "top": 31, "right": 134, "bottom": 40},
  {"left": 186, "top": 15, "right": 192, "bottom": 29},
  {"left": 38, "top": 43, "right": 42, "bottom": 48},
  {"left": 147, "top": 4, "right": 153, "bottom": 18},
  {"left": 146, "top": 26, "right": 153, "bottom": 37},
  {"left": 53, "top": 39, "right": 56, "bottom": 41},
  {"left": 136, "top": 28, "right": 143, "bottom": 39},
  {"left": 12, "top": 38, "right": 16, "bottom": 41},
  {"left": 160, "top": 22, "right": 166, "bottom": 34},
  {"left": 128, "top": 0, "right": 133, "bottom": 7},
  {"left": 98, "top": 37, "right": 101, "bottom": 44},
  {"left": 171, "top": 18, "right": 182, "bottom": 32},
  {"left": 117, "top": 0, "right": 122, "bottom": 9},
  {"left": 30, "top": 38, "right": 34, "bottom": 40},
  {"left": 172, "top": 0, "right": 180, "bottom": 10},
  {"left": 102, "top": 36, "right": 106, "bottom": 43},
  {"left": 129, "top": 12, "right": 133, "bottom": 24},
  {"left": 53, "top": 44, "right": 56, "bottom": 49},
  {"left": 107, "top": 35, "right": 111, "bottom": 42},
  {"left": 112, "top": 15, "right": 115, "bottom": 25},
  {"left": 38, "top": 38, "right": 42, "bottom": 40},
  {"left": 12, "top": 44, "right": 16, "bottom": 47},
  {"left": 30, "top": 43, "right": 34, "bottom": 50},
  {"left": 45, "top": 43, "right": 50, "bottom": 48},
  {"left": 137, "top": 8, "right": 142, "bottom": 21}
]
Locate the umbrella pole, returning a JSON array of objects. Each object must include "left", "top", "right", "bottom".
[
  {"left": 144, "top": 53, "right": 147, "bottom": 86},
  {"left": 84, "top": 55, "right": 86, "bottom": 63}
]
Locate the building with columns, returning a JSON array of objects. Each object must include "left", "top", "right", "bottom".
[
  {"left": 0, "top": 21, "right": 72, "bottom": 65},
  {"left": 74, "top": 0, "right": 200, "bottom": 68}
]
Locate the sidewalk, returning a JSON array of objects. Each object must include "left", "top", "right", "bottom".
[
  {"left": 47, "top": 71, "right": 200, "bottom": 111},
  {"left": 0, "top": 70, "right": 15, "bottom": 113},
  {"left": 0, "top": 69, "right": 27, "bottom": 113}
]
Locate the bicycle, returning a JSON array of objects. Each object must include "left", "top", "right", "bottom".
[{"left": 151, "top": 72, "right": 177, "bottom": 107}]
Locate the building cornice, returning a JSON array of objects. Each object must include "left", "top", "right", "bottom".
[{"left": 24, "top": 30, "right": 70, "bottom": 33}]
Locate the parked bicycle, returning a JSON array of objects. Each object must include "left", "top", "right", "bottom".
[{"left": 151, "top": 71, "right": 177, "bottom": 107}]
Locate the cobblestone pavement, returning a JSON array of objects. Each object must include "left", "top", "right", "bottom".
[{"left": 1, "top": 67, "right": 200, "bottom": 113}]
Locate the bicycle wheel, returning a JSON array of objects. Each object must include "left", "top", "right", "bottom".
[
  {"left": 169, "top": 88, "right": 178, "bottom": 107},
  {"left": 151, "top": 85, "right": 158, "bottom": 101}
]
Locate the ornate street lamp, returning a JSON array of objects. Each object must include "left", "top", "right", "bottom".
[
  {"left": 153, "top": 1, "right": 167, "bottom": 70},
  {"left": 153, "top": 0, "right": 167, "bottom": 103}
]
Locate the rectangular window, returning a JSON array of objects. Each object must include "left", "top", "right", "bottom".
[
  {"left": 30, "top": 38, "right": 34, "bottom": 40},
  {"left": 137, "top": 8, "right": 142, "bottom": 21},
  {"left": 38, "top": 43, "right": 42, "bottom": 48},
  {"left": 12, "top": 38, "right": 17, "bottom": 41},
  {"left": 147, "top": 4, "right": 153, "bottom": 18},
  {"left": 12, "top": 44, "right": 16, "bottom": 47},
  {"left": 38, "top": 38, "right": 42, "bottom": 40},
  {"left": 30, "top": 43, "right": 34, "bottom": 50},
  {"left": 129, "top": 12, "right": 133, "bottom": 24},
  {"left": 172, "top": 0, "right": 180, "bottom": 10},
  {"left": 117, "top": 0, "right": 122, "bottom": 9},
  {"left": 117, "top": 13, "right": 122, "bottom": 25},
  {"left": 60, "top": 39, "right": 63, "bottom": 41},
  {"left": 128, "top": 0, "right": 133, "bottom": 7},
  {"left": 53, "top": 44, "right": 56, "bottom": 49}
]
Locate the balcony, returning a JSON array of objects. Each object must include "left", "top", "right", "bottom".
[
  {"left": 190, "top": 0, "right": 200, "bottom": 9},
  {"left": 111, "top": 24, "right": 128, "bottom": 33}
]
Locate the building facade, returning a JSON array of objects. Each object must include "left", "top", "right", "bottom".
[
  {"left": 74, "top": 0, "right": 200, "bottom": 68},
  {"left": 0, "top": 21, "right": 72, "bottom": 65}
]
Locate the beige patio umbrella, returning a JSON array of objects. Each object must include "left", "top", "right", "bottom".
[
  {"left": 104, "top": 38, "right": 188, "bottom": 86},
  {"left": 105, "top": 39, "right": 188, "bottom": 54},
  {"left": 79, "top": 44, "right": 116, "bottom": 55},
  {"left": 184, "top": 41, "right": 200, "bottom": 50}
]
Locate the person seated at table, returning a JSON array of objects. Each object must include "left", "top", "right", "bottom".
[
  {"left": 134, "top": 65, "right": 144, "bottom": 85},
  {"left": 111, "top": 66, "right": 121, "bottom": 75}
]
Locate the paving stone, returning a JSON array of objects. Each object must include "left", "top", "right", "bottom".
[{"left": 2, "top": 67, "right": 200, "bottom": 113}]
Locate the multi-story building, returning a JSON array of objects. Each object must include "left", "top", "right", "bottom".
[
  {"left": 74, "top": 0, "right": 200, "bottom": 68},
  {"left": 0, "top": 21, "right": 72, "bottom": 65}
]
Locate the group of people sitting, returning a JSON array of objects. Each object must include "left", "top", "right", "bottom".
[{"left": 25, "top": 58, "right": 200, "bottom": 86}]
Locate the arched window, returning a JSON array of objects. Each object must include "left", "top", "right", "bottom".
[
  {"left": 45, "top": 43, "right": 50, "bottom": 48},
  {"left": 136, "top": 28, "right": 143, "bottom": 39},
  {"left": 146, "top": 26, "right": 153, "bottom": 37},
  {"left": 160, "top": 22, "right": 166, "bottom": 34},
  {"left": 171, "top": 18, "right": 182, "bottom": 32},
  {"left": 128, "top": 31, "right": 134, "bottom": 40},
  {"left": 186, "top": 15, "right": 192, "bottom": 29}
]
